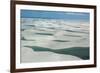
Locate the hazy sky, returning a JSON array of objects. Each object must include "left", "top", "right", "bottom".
[{"left": 21, "top": 10, "right": 90, "bottom": 22}]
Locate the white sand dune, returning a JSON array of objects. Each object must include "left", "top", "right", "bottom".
[
  {"left": 21, "top": 47, "right": 82, "bottom": 63},
  {"left": 20, "top": 18, "right": 89, "bottom": 63}
]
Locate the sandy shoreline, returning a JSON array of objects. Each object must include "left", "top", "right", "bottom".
[{"left": 21, "top": 47, "right": 82, "bottom": 63}]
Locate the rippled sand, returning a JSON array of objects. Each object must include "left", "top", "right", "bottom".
[{"left": 20, "top": 18, "right": 89, "bottom": 63}]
